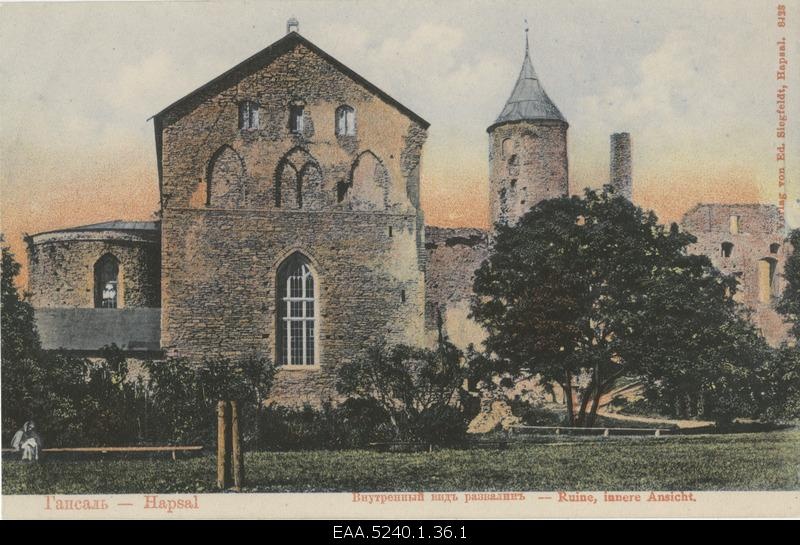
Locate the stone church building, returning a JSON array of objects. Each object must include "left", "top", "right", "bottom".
[{"left": 26, "top": 23, "right": 792, "bottom": 406}]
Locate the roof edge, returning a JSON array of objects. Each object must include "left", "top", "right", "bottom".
[
  {"left": 30, "top": 220, "right": 161, "bottom": 239},
  {"left": 151, "top": 32, "right": 430, "bottom": 129},
  {"left": 486, "top": 117, "right": 568, "bottom": 133}
]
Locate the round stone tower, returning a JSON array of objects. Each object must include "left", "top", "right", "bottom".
[{"left": 488, "top": 30, "right": 568, "bottom": 227}]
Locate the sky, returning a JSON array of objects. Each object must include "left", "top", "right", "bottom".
[{"left": 1, "top": 0, "right": 798, "bottom": 285}]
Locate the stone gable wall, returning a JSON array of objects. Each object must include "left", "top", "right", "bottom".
[{"left": 158, "top": 41, "right": 428, "bottom": 406}]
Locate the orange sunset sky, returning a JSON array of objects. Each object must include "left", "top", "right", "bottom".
[{"left": 1, "top": 0, "right": 798, "bottom": 286}]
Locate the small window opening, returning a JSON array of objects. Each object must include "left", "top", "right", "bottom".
[
  {"left": 94, "top": 254, "right": 120, "bottom": 308},
  {"left": 400, "top": 289, "right": 406, "bottom": 303},
  {"left": 770, "top": 243, "right": 780, "bottom": 254},
  {"left": 239, "top": 101, "right": 259, "bottom": 130},
  {"left": 721, "top": 242, "right": 734, "bottom": 258},
  {"left": 289, "top": 105, "right": 304, "bottom": 133},
  {"left": 758, "top": 258, "right": 777, "bottom": 303},
  {"left": 388, "top": 226, "right": 393, "bottom": 237},
  {"left": 501, "top": 138, "right": 513, "bottom": 158},
  {"left": 729, "top": 215, "right": 740, "bottom": 235},
  {"left": 335, "top": 105, "right": 355, "bottom": 136}
]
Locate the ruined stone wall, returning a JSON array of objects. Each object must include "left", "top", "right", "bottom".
[
  {"left": 488, "top": 120, "right": 568, "bottom": 227},
  {"left": 681, "top": 204, "right": 790, "bottom": 345},
  {"left": 27, "top": 230, "right": 160, "bottom": 309},
  {"left": 424, "top": 226, "right": 490, "bottom": 349},
  {"left": 158, "top": 40, "right": 427, "bottom": 406}
]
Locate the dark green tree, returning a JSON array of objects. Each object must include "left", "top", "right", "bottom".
[
  {"left": 777, "top": 228, "right": 800, "bottom": 340},
  {"left": 755, "top": 345, "right": 800, "bottom": 422},
  {"left": 471, "top": 186, "right": 761, "bottom": 426},
  {"left": 1, "top": 240, "right": 43, "bottom": 437},
  {"left": 144, "top": 356, "right": 275, "bottom": 447}
]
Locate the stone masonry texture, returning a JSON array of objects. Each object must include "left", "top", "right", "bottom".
[
  {"left": 27, "top": 229, "right": 160, "bottom": 309},
  {"left": 488, "top": 120, "right": 569, "bottom": 227},
  {"left": 424, "top": 226, "right": 490, "bottom": 349},
  {"left": 156, "top": 36, "right": 428, "bottom": 406},
  {"left": 610, "top": 132, "right": 632, "bottom": 200},
  {"left": 681, "top": 204, "right": 791, "bottom": 345}
]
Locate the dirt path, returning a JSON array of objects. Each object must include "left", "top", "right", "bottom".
[{"left": 597, "top": 409, "right": 714, "bottom": 429}]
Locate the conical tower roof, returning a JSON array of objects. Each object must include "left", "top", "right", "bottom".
[{"left": 489, "top": 31, "right": 566, "bottom": 131}]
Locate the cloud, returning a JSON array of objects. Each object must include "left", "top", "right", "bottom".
[{"left": 101, "top": 50, "right": 187, "bottom": 116}]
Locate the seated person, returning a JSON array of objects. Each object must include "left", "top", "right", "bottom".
[{"left": 11, "top": 420, "right": 43, "bottom": 461}]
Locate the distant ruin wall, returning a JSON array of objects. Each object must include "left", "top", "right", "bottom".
[{"left": 424, "top": 226, "right": 490, "bottom": 349}]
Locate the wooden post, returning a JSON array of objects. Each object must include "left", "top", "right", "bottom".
[
  {"left": 217, "top": 401, "right": 228, "bottom": 490},
  {"left": 231, "top": 400, "right": 244, "bottom": 491}
]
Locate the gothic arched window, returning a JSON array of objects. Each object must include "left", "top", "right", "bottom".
[
  {"left": 277, "top": 253, "right": 317, "bottom": 366},
  {"left": 94, "top": 254, "right": 120, "bottom": 308},
  {"left": 335, "top": 105, "right": 355, "bottom": 136}
]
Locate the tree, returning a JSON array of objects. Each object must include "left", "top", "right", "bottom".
[
  {"left": 1, "top": 240, "right": 99, "bottom": 445},
  {"left": 1, "top": 239, "right": 43, "bottom": 436},
  {"left": 144, "top": 356, "right": 275, "bottom": 447},
  {"left": 755, "top": 345, "right": 800, "bottom": 422},
  {"left": 471, "top": 186, "right": 755, "bottom": 427},
  {"left": 336, "top": 340, "right": 471, "bottom": 444},
  {"left": 777, "top": 228, "right": 800, "bottom": 340}
]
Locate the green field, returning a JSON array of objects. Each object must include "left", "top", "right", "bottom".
[{"left": 3, "top": 430, "right": 799, "bottom": 494}]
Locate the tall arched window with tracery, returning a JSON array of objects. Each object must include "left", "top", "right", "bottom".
[{"left": 277, "top": 253, "right": 317, "bottom": 366}]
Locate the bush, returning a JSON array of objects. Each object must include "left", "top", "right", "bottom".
[
  {"left": 144, "top": 356, "right": 275, "bottom": 447},
  {"left": 255, "top": 399, "right": 394, "bottom": 451},
  {"left": 336, "top": 341, "right": 472, "bottom": 446}
]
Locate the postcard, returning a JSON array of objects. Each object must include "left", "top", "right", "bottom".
[{"left": 1, "top": 0, "right": 798, "bottom": 521}]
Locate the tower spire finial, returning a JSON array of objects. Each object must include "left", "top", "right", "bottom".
[{"left": 524, "top": 18, "right": 530, "bottom": 56}]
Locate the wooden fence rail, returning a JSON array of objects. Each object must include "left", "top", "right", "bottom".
[
  {"left": 1, "top": 446, "right": 203, "bottom": 460},
  {"left": 509, "top": 425, "right": 671, "bottom": 437}
]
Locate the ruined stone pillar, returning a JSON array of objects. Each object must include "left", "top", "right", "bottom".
[{"left": 610, "top": 132, "right": 632, "bottom": 201}]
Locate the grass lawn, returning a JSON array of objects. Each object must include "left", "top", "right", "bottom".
[{"left": 3, "top": 430, "right": 799, "bottom": 494}]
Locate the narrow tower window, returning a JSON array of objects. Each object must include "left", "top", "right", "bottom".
[
  {"left": 501, "top": 138, "right": 513, "bottom": 158},
  {"left": 507, "top": 154, "right": 519, "bottom": 176}
]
